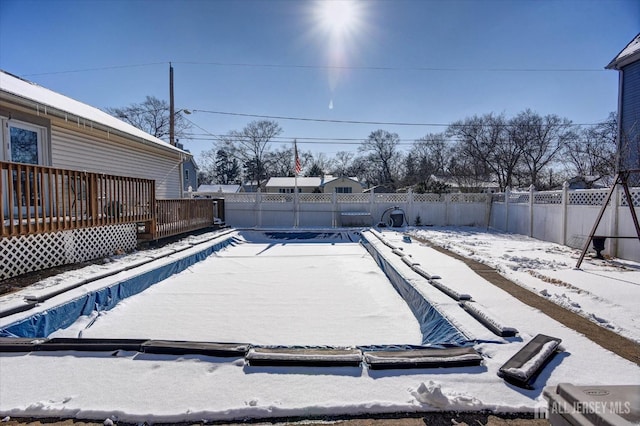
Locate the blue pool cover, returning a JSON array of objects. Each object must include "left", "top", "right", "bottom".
[
  {"left": 360, "top": 236, "right": 469, "bottom": 347},
  {"left": 0, "top": 237, "right": 235, "bottom": 338},
  {"left": 1, "top": 230, "right": 469, "bottom": 346}
]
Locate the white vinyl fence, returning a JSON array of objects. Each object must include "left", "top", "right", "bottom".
[
  {"left": 195, "top": 184, "right": 640, "bottom": 262},
  {"left": 489, "top": 183, "right": 640, "bottom": 262},
  {"left": 197, "top": 191, "right": 490, "bottom": 229}
]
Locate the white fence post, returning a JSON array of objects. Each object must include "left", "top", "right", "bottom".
[
  {"left": 444, "top": 193, "right": 451, "bottom": 225},
  {"left": 256, "top": 190, "right": 262, "bottom": 228},
  {"left": 610, "top": 183, "right": 620, "bottom": 257},
  {"left": 529, "top": 185, "right": 535, "bottom": 237},
  {"left": 332, "top": 191, "right": 337, "bottom": 228},
  {"left": 294, "top": 189, "right": 299, "bottom": 228},
  {"left": 370, "top": 190, "right": 375, "bottom": 223},
  {"left": 407, "top": 188, "right": 414, "bottom": 226},
  {"left": 485, "top": 193, "right": 492, "bottom": 228},
  {"left": 505, "top": 186, "right": 511, "bottom": 232},
  {"left": 562, "top": 181, "right": 569, "bottom": 246}
]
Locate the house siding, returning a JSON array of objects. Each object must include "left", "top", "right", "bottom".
[
  {"left": 323, "top": 178, "right": 363, "bottom": 193},
  {"left": 51, "top": 127, "right": 183, "bottom": 198},
  {"left": 620, "top": 60, "right": 640, "bottom": 175}
]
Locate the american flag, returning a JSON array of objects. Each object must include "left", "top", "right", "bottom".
[{"left": 294, "top": 140, "right": 301, "bottom": 175}]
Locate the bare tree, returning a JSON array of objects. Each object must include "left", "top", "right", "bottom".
[
  {"left": 414, "top": 133, "right": 451, "bottom": 175},
  {"left": 359, "top": 129, "right": 402, "bottom": 186},
  {"left": 332, "top": 151, "right": 355, "bottom": 176},
  {"left": 564, "top": 113, "right": 618, "bottom": 184},
  {"left": 105, "top": 96, "right": 190, "bottom": 141},
  {"left": 447, "top": 143, "right": 495, "bottom": 192},
  {"left": 308, "top": 152, "right": 335, "bottom": 176},
  {"left": 448, "top": 113, "right": 517, "bottom": 190},
  {"left": 218, "top": 120, "right": 283, "bottom": 189},
  {"left": 265, "top": 145, "right": 297, "bottom": 177},
  {"left": 510, "top": 109, "right": 575, "bottom": 189}
]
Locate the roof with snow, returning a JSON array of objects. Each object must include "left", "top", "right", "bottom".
[
  {"left": 266, "top": 175, "right": 360, "bottom": 188},
  {"left": 0, "top": 69, "right": 186, "bottom": 155},
  {"left": 606, "top": 33, "right": 640, "bottom": 70},
  {"left": 266, "top": 177, "right": 322, "bottom": 187},
  {"left": 197, "top": 184, "right": 241, "bottom": 193}
]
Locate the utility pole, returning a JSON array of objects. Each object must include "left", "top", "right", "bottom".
[{"left": 169, "top": 62, "right": 175, "bottom": 146}]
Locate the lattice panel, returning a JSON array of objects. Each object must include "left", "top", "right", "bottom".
[
  {"left": 0, "top": 224, "right": 136, "bottom": 281},
  {"left": 451, "top": 193, "right": 489, "bottom": 203},
  {"left": 299, "top": 193, "right": 332, "bottom": 203},
  {"left": 413, "top": 193, "right": 444, "bottom": 203},
  {"left": 621, "top": 188, "right": 640, "bottom": 207},
  {"left": 67, "top": 224, "right": 136, "bottom": 263},
  {"left": 508, "top": 193, "right": 530, "bottom": 204},
  {"left": 374, "top": 193, "right": 408, "bottom": 204},
  {"left": 1, "top": 232, "right": 67, "bottom": 281},
  {"left": 261, "top": 194, "right": 293, "bottom": 203},
  {"left": 339, "top": 193, "right": 369, "bottom": 203},
  {"left": 222, "top": 194, "right": 256, "bottom": 203},
  {"left": 569, "top": 190, "right": 609, "bottom": 206},
  {"left": 534, "top": 191, "right": 562, "bottom": 204}
]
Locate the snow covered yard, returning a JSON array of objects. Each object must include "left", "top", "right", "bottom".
[
  {"left": 0, "top": 228, "right": 638, "bottom": 424},
  {"left": 407, "top": 226, "right": 640, "bottom": 344}
]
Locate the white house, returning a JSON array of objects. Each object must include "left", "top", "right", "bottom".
[
  {"left": 265, "top": 176, "right": 364, "bottom": 193},
  {"left": 0, "top": 69, "right": 200, "bottom": 280},
  {"left": 0, "top": 70, "right": 190, "bottom": 198}
]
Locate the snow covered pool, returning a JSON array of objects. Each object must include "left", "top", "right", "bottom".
[{"left": 1, "top": 230, "right": 467, "bottom": 347}]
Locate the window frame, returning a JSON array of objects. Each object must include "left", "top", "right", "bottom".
[{"left": 1, "top": 117, "right": 50, "bottom": 165}]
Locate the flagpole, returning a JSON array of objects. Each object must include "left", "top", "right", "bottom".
[{"left": 294, "top": 140, "right": 299, "bottom": 228}]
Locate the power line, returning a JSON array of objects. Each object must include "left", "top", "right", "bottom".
[
  {"left": 175, "top": 61, "right": 605, "bottom": 73},
  {"left": 20, "top": 62, "right": 167, "bottom": 77},
  {"left": 191, "top": 109, "right": 603, "bottom": 127},
  {"left": 17, "top": 60, "right": 605, "bottom": 78}
]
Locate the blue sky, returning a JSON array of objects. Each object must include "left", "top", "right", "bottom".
[{"left": 1, "top": 0, "right": 638, "bottom": 162}]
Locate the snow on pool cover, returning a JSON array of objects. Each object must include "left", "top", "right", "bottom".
[{"left": 0, "top": 230, "right": 468, "bottom": 347}]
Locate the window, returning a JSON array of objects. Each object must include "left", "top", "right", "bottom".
[
  {"left": 184, "top": 169, "right": 190, "bottom": 183},
  {"left": 335, "top": 187, "right": 352, "bottom": 193},
  {"left": 279, "top": 188, "right": 295, "bottom": 193},
  {"left": 1, "top": 119, "right": 48, "bottom": 165}
]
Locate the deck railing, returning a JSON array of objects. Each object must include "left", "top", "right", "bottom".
[
  {"left": 1, "top": 161, "right": 154, "bottom": 238},
  {"left": 154, "top": 198, "right": 223, "bottom": 240}
]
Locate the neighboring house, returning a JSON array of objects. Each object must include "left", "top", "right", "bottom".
[
  {"left": 322, "top": 176, "right": 364, "bottom": 193},
  {"left": 176, "top": 142, "right": 198, "bottom": 193},
  {"left": 606, "top": 33, "right": 640, "bottom": 181},
  {"left": 564, "top": 175, "right": 608, "bottom": 190},
  {"left": 241, "top": 181, "right": 261, "bottom": 193},
  {"left": 0, "top": 70, "right": 189, "bottom": 198},
  {"left": 265, "top": 176, "right": 363, "bottom": 193},
  {"left": 197, "top": 184, "right": 241, "bottom": 193}
]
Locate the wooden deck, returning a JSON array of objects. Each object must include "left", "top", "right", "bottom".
[{"left": 1, "top": 161, "right": 223, "bottom": 241}]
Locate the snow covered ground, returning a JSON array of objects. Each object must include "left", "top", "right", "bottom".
[
  {"left": 0, "top": 227, "right": 638, "bottom": 423},
  {"left": 407, "top": 227, "right": 640, "bottom": 344}
]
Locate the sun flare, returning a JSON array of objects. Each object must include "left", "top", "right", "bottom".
[
  {"left": 318, "top": 0, "right": 358, "bottom": 36},
  {"left": 310, "top": 0, "right": 369, "bottom": 106},
  {"left": 316, "top": 0, "right": 363, "bottom": 38}
]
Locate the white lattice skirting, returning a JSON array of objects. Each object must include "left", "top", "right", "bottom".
[{"left": 0, "top": 224, "right": 137, "bottom": 281}]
